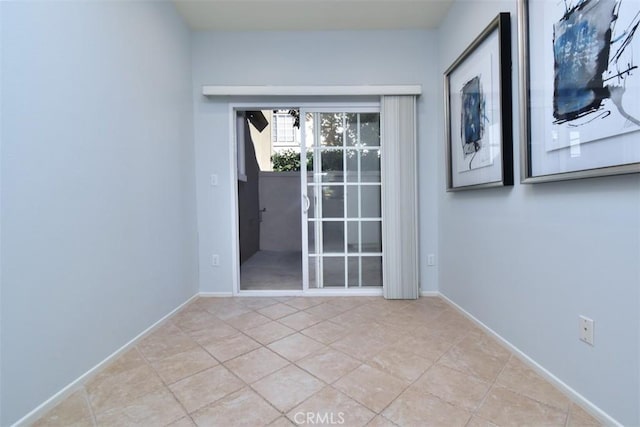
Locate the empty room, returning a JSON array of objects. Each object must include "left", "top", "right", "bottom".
[{"left": 1, "top": 0, "right": 639, "bottom": 426}]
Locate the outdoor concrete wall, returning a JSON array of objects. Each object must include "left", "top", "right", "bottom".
[{"left": 259, "top": 172, "right": 302, "bottom": 252}]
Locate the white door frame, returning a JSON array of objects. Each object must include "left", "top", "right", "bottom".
[{"left": 229, "top": 101, "right": 383, "bottom": 297}]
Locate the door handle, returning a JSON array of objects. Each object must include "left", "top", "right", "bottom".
[{"left": 303, "top": 195, "right": 310, "bottom": 213}]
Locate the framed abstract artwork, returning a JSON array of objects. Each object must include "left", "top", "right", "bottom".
[
  {"left": 444, "top": 13, "right": 513, "bottom": 191},
  {"left": 519, "top": 0, "right": 640, "bottom": 182}
]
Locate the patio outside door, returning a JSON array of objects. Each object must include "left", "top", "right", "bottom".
[{"left": 300, "top": 109, "right": 383, "bottom": 290}]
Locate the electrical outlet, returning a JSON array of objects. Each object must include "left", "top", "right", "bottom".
[
  {"left": 210, "top": 174, "right": 218, "bottom": 186},
  {"left": 212, "top": 254, "right": 220, "bottom": 266},
  {"left": 579, "top": 315, "right": 594, "bottom": 346},
  {"left": 427, "top": 254, "right": 436, "bottom": 266}
]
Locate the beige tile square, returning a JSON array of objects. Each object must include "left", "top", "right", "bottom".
[
  {"left": 434, "top": 309, "right": 476, "bottom": 328},
  {"left": 496, "top": 356, "right": 570, "bottom": 411},
  {"left": 382, "top": 387, "right": 471, "bottom": 427},
  {"left": 99, "top": 348, "right": 147, "bottom": 376},
  {"left": 287, "top": 386, "right": 376, "bottom": 427},
  {"left": 322, "top": 297, "right": 364, "bottom": 312},
  {"left": 375, "top": 312, "right": 421, "bottom": 331},
  {"left": 427, "top": 312, "right": 480, "bottom": 342},
  {"left": 300, "top": 321, "right": 349, "bottom": 345},
  {"left": 414, "top": 296, "right": 450, "bottom": 309},
  {"left": 476, "top": 386, "right": 568, "bottom": 427},
  {"left": 366, "top": 415, "right": 397, "bottom": 427},
  {"left": 194, "top": 297, "right": 234, "bottom": 312},
  {"left": 439, "top": 334, "right": 510, "bottom": 382},
  {"left": 401, "top": 301, "right": 447, "bottom": 320},
  {"left": 269, "top": 417, "right": 295, "bottom": 426},
  {"left": 167, "top": 417, "right": 196, "bottom": 427},
  {"left": 259, "top": 303, "right": 299, "bottom": 320},
  {"left": 268, "top": 333, "right": 326, "bottom": 362},
  {"left": 411, "top": 364, "right": 490, "bottom": 411},
  {"left": 244, "top": 321, "right": 296, "bottom": 345},
  {"left": 393, "top": 335, "right": 454, "bottom": 362},
  {"left": 225, "top": 311, "right": 272, "bottom": 331},
  {"left": 304, "top": 302, "right": 350, "bottom": 320},
  {"left": 188, "top": 321, "right": 239, "bottom": 346},
  {"left": 252, "top": 365, "right": 325, "bottom": 412},
  {"left": 237, "top": 297, "right": 279, "bottom": 310},
  {"left": 368, "top": 346, "right": 432, "bottom": 382},
  {"left": 466, "top": 417, "right": 499, "bottom": 427},
  {"left": 191, "top": 387, "right": 280, "bottom": 427},
  {"left": 87, "top": 363, "right": 164, "bottom": 414},
  {"left": 370, "top": 299, "right": 413, "bottom": 312},
  {"left": 202, "top": 333, "right": 261, "bottom": 362},
  {"left": 32, "top": 389, "right": 93, "bottom": 427},
  {"left": 296, "top": 347, "right": 361, "bottom": 384},
  {"left": 172, "top": 309, "right": 223, "bottom": 335},
  {"left": 224, "top": 347, "right": 290, "bottom": 383},
  {"left": 209, "top": 302, "right": 253, "bottom": 320},
  {"left": 329, "top": 311, "right": 372, "bottom": 330},
  {"left": 95, "top": 388, "right": 185, "bottom": 426},
  {"left": 150, "top": 347, "right": 218, "bottom": 385},
  {"left": 349, "top": 304, "right": 387, "bottom": 320},
  {"left": 169, "top": 365, "right": 244, "bottom": 413},
  {"left": 330, "top": 333, "right": 387, "bottom": 361},
  {"left": 285, "top": 297, "right": 326, "bottom": 310},
  {"left": 567, "top": 403, "right": 602, "bottom": 426},
  {"left": 333, "top": 365, "right": 408, "bottom": 413},
  {"left": 278, "top": 311, "right": 324, "bottom": 330},
  {"left": 356, "top": 324, "right": 407, "bottom": 345},
  {"left": 137, "top": 323, "right": 199, "bottom": 363}
]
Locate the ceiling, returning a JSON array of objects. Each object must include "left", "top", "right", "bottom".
[{"left": 172, "top": 0, "right": 454, "bottom": 31}]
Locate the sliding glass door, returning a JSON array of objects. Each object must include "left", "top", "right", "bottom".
[{"left": 301, "top": 109, "right": 383, "bottom": 289}]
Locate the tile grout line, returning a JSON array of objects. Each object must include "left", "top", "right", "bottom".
[
  {"left": 370, "top": 312, "right": 491, "bottom": 423},
  {"left": 81, "top": 386, "right": 98, "bottom": 427},
  {"left": 465, "top": 352, "right": 514, "bottom": 426},
  {"left": 172, "top": 301, "right": 283, "bottom": 424},
  {"left": 135, "top": 333, "right": 197, "bottom": 426}
]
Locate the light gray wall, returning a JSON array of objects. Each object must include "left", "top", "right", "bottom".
[
  {"left": 437, "top": 1, "right": 640, "bottom": 425},
  {"left": 192, "top": 30, "right": 440, "bottom": 293},
  {"left": 0, "top": 2, "right": 198, "bottom": 425}
]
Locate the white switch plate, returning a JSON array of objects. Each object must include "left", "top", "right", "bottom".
[
  {"left": 210, "top": 174, "right": 218, "bottom": 186},
  {"left": 212, "top": 254, "right": 220, "bottom": 266},
  {"left": 579, "top": 315, "right": 594, "bottom": 346},
  {"left": 427, "top": 254, "right": 435, "bottom": 266}
]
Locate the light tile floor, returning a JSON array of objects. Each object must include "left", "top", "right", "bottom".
[{"left": 32, "top": 296, "right": 602, "bottom": 427}]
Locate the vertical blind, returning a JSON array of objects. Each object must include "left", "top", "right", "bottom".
[{"left": 381, "top": 96, "right": 419, "bottom": 299}]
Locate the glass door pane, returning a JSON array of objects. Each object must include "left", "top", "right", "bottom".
[{"left": 304, "top": 110, "right": 382, "bottom": 289}]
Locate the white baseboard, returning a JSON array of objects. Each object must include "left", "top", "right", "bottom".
[
  {"left": 199, "top": 292, "right": 234, "bottom": 297},
  {"left": 305, "top": 288, "right": 383, "bottom": 297},
  {"left": 236, "top": 290, "right": 305, "bottom": 297},
  {"left": 438, "top": 292, "right": 621, "bottom": 427},
  {"left": 419, "top": 290, "right": 439, "bottom": 297},
  {"left": 233, "top": 289, "right": 384, "bottom": 297},
  {"left": 12, "top": 293, "right": 200, "bottom": 427}
]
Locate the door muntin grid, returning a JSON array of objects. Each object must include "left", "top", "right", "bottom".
[{"left": 304, "top": 111, "right": 382, "bottom": 288}]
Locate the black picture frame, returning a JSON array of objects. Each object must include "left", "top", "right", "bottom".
[{"left": 444, "top": 12, "right": 513, "bottom": 191}]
